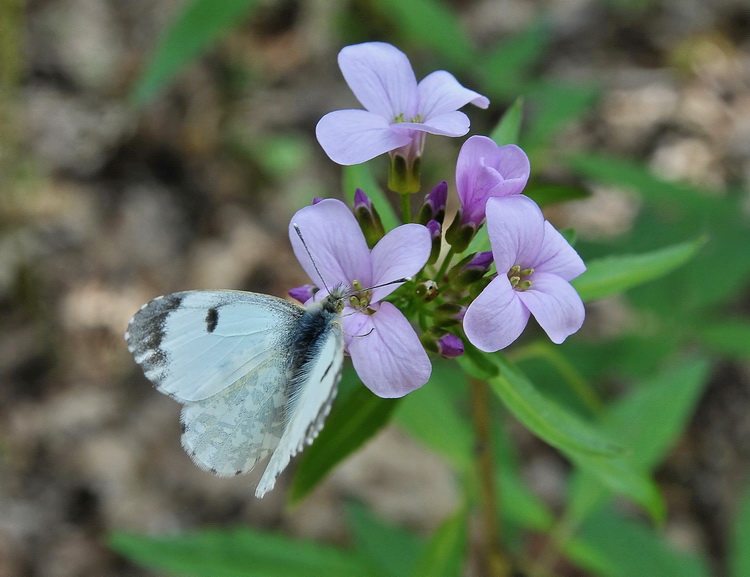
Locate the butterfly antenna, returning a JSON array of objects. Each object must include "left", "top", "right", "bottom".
[
  {"left": 292, "top": 223, "right": 331, "bottom": 294},
  {"left": 364, "top": 277, "right": 413, "bottom": 292}
]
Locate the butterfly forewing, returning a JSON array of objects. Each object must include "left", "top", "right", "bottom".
[{"left": 126, "top": 291, "right": 302, "bottom": 402}]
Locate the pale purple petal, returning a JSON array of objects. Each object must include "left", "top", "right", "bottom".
[
  {"left": 485, "top": 195, "right": 545, "bottom": 273},
  {"left": 346, "top": 303, "right": 431, "bottom": 398},
  {"left": 402, "top": 111, "right": 471, "bottom": 136},
  {"left": 316, "top": 109, "right": 412, "bottom": 165},
  {"left": 534, "top": 221, "right": 586, "bottom": 281},
  {"left": 516, "top": 272, "right": 585, "bottom": 344},
  {"left": 338, "top": 42, "right": 418, "bottom": 120},
  {"left": 370, "top": 223, "right": 431, "bottom": 303},
  {"left": 464, "top": 276, "right": 530, "bottom": 352},
  {"left": 290, "top": 199, "right": 372, "bottom": 288},
  {"left": 456, "top": 139, "right": 531, "bottom": 219},
  {"left": 417, "top": 70, "right": 489, "bottom": 119},
  {"left": 456, "top": 136, "right": 501, "bottom": 203}
]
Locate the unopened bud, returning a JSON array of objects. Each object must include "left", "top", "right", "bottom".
[{"left": 353, "top": 189, "right": 385, "bottom": 247}]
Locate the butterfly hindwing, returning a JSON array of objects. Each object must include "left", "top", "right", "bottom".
[
  {"left": 180, "top": 358, "right": 288, "bottom": 476},
  {"left": 126, "top": 290, "right": 303, "bottom": 402},
  {"left": 255, "top": 315, "right": 344, "bottom": 497}
]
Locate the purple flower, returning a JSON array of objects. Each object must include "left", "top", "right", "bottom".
[
  {"left": 456, "top": 135, "right": 530, "bottom": 227},
  {"left": 316, "top": 42, "right": 489, "bottom": 166},
  {"left": 289, "top": 198, "right": 432, "bottom": 397},
  {"left": 463, "top": 196, "right": 586, "bottom": 352}
]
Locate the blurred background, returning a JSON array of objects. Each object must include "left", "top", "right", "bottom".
[{"left": 1, "top": 0, "right": 749, "bottom": 576}]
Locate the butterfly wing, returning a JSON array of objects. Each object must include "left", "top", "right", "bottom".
[
  {"left": 126, "top": 290, "right": 303, "bottom": 475},
  {"left": 255, "top": 318, "right": 344, "bottom": 498},
  {"left": 126, "top": 290, "right": 302, "bottom": 402}
]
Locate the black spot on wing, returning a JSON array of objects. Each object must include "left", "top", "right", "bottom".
[
  {"left": 321, "top": 358, "right": 334, "bottom": 380},
  {"left": 205, "top": 307, "right": 219, "bottom": 333}
]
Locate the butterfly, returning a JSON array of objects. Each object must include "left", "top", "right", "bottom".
[{"left": 125, "top": 286, "right": 347, "bottom": 498}]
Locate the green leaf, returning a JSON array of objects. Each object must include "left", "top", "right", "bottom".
[
  {"left": 570, "top": 453, "right": 665, "bottom": 524},
  {"left": 288, "top": 375, "right": 399, "bottom": 505},
  {"left": 110, "top": 528, "right": 374, "bottom": 577},
  {"left": 343, "top": 164, "right": 400, "bottom": 231},
  {"left": 479, "top": 19, "right": 551, "bottom": 98},
  {"left": 524, "top": 183, "right": 590, "bottom": 207},
  {"left": 131, "top": 0, "right": 260, "bottom": 105},
  {"left": 490, "top": 97, "right": 524, "bottom": 146},
  {"left": 394, "top": 364, "right": 473, "bottom": 471},
  {"left": 567, "top": 359, "right": 710, "bottom": 524},
  {"left": 731, "top": 480, "right": 750, "bottom": 577},
  {"left": 410, "top": 507, "right": 468, "bottom": 577},
  {"left": 457, "top": 343, "right": 499, "bottom": 381},
  {"left": 522, "top": 82, "right": 600, "bottom": 157},
  {"left": 698, "top": 319, "right": 750, "bottom": 360},
  {"left": 489, "top": 355, "right": 623, "bottom": 458},
  {"left": 347, "top": 502, "right": 423, "bottom": 577},
  {"left": 572, "top": 237, "right": 705, "bottom": 302},
  {"left": 568, "top": 507, "right": 711, "bottom": 577},
  {"left": 368, "top": 0, "right": 474, "bottom": 66}
]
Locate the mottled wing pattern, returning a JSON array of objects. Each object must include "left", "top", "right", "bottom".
[
  {"left": 180, "top": 359, "right": 287, "bottom": 476},
  {"left": 125, "top": 291, "right": 302, "bottom": 402},
  {"left": 126, "top": 290, "right": 304, "bottom": 475},
  {"left": 255, "top": 327, "right": 344, "bottom": 498}
]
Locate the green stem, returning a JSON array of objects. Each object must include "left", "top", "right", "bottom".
[
  {"left": 435, "top": 246, "right": 457, "bottom": 283},
  {"left": 400, "top": 193, "right": 412, "bottom": 224},
  {"left": 469, "top": 378, "right": 511, "bottom": 577}
]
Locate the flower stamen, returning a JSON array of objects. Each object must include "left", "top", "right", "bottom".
[{"left": 508, "top": 265, "right": 534, "bottom": 292}]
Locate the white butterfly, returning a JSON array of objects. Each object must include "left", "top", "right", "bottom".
[{"left": 125, "top": 287, "right": 347, "bottom": 498}]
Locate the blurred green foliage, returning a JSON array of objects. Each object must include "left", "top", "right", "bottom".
[{"left": 114, "top": 0, "right": 750, "bottom": 576}]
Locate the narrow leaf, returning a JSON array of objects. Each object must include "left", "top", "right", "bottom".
[
  {"left": 410, "top": 508, "right": 468, "bottom": 577},
  {"left": 698, "top": 320, "right": 750, "bottom": 360},
  {"left": 288, "top": 376, "right": 399, "bottom": 505},
  {"left": 731, "top": 480, "right": 750, "bottom": 577},
  {"left": 572, "top": 237, "right": 705, "bottom": 302},
  {"left": 131, "top": 0, "right": 259, "bottom": 105},
  {"left": 394, "top": 364, "right": 473, "bottom": 471},
  {"left": 567, "top": 359, "right": 710, "bottom": 524},
  {"left": 490, "top": 97, "right": 524, "bottom": 146},
  {"left": 490, "top": 355, "right": 623, "bottom": 458},
  {"left": 569, "top": 507, "right": 710, "bottom": 577},
  {"left": 110, "top": 528, "right": 373, "bottom": 577},
  {"left": 347, "top": 502, "right": 424, "bottom": 577},
  {"left": 523, "top": 183, "right": 590, "bottom": 207},
  {"left": 368, "top": 0, "right": 474, "bottom": 66}
]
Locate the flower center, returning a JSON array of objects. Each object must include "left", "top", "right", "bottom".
[
  {"left": 393, "top": 113, "right": 424, "bottom": 124},
  {"left": 508, "top": 264, "right": 534, "bottom": 291},
  {"left": 349, "top": 280, "right": 376, "bottom": 314}
]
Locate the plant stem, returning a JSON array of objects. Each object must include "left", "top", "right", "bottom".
[
  {"left": 400, "top": 193, "right": 412, "bottom": 223},
  {"left": 469, "top": 377, "right": 511, "bottom": 577},
  {"left": 435, "top": 246, "right": 456, "bottom": 282}
]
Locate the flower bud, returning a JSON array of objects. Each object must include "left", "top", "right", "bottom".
[
  {"left": 417, "top": 181, "right": 448, "bottom": 225},
  {"left": 420, "top": 329, "right": 464, "bottom": 358},
  {"left": 426, "top": 220, "right": 442, "bottom": 265},
  {"left": 433, "top": 302, "right": 466, "bottom": 327},
  {"left": 289, "top": 284, "right": 316, "bottom": 303},
  {"left": 353, "top": 188, "right": 385, "bottom": 248},
  {"left": 415, "top": 280, "right": 439, "bottom": 302},
  {"left": 436, "top": 333, "right": 464, "bottom": 358},
  {"left": 444, "top": 209, "right": 477, "bottom": 252},
  {"left": 449, "top": 251, "right": 494, "bottom": 287}
]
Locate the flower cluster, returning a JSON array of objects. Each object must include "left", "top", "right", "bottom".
[{"left": 294, "top": 42, "right": 586, "bottom": 398}]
